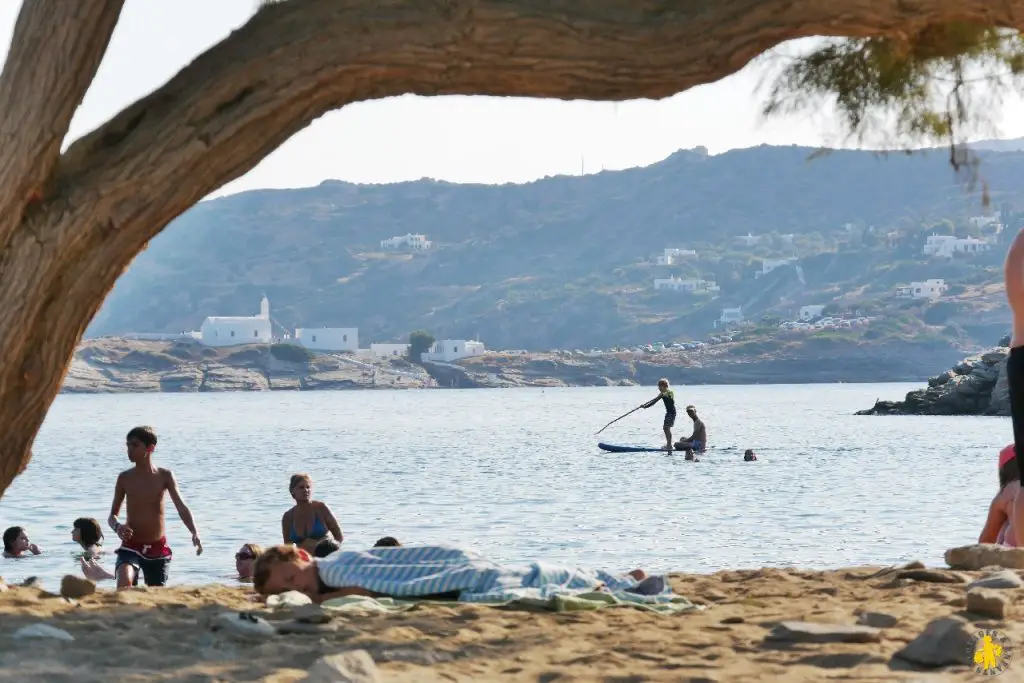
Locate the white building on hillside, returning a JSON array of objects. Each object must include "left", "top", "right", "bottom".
[
  {"left": 896, "top": 279, "right": 948, "bottom": 300},
  {"left": 295, "top": 327, "right": 358, "bottom": 353},
  {"left": 199, "top": 296, "right": 273, "bottom": 347},
  {"left": 369, "top": 343, "right": 410, "bottom": 358},
  {"left": 735, "top": 233, "right": 762, "bottom": 247},
  {"left": 421, "top": 340, "right": 486, "bottom": 363},
  {"left": 656, "top": 248, "right": 698, "bottom": 265},
  {"left": 717, "top": 307, "right": 744, "bottom": 327},
  {"left": 381, "top": 233, "right": 432, "bottom": 251},
  {"left": 653, "top": 276, "right": 719, "bottom": 293},
  {"left": 969, "top": 212, "right": 1001, "bottom": 228},
  {"left": 757, "top": 257, "right": 798, "bottom": 278},
  {"left": 799, "top": 305, "right": 826, "bottom": 322},
  {"left": 922, "top": 234, "right": 990, "bottom": 258}
]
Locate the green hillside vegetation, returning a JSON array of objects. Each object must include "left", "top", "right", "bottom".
[{"left": 87, "top": 144, "right": 1024, "bottom": 350}]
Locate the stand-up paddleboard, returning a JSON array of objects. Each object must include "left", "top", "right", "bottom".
[{"left": 598, "top": 443, "right": 671, "bottom": 453}]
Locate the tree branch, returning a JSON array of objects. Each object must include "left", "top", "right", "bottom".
[{"left": 0, "top": 0, "right": 123, "bottom": 247}]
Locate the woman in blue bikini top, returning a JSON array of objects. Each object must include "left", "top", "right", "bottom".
[{"left": 281, "top": 473, "right": 344, "bottom": 557}]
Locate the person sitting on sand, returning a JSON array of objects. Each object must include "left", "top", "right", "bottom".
[
  {"left": 373, "top": 536, "right": 401, "bottom": 547},
  {"left": 236, "top": 543, "right": 263, "bottom": 580},
  {"left": 252, "top": 544, "right": 654, "bottom": 603},
  {"left": 2, "top": 526, "right": 41, "bottom": 558},
  {"left": 281, "top": 473, "right": 344, "bottom": 558},
  {"left": 980, "top": 444, "right": 1019, "bottom": 546},
  {"left": 744, "top": 449, "right": 758, "bottom": 462},
  {"left": 674, "top": 405, "right": 707, "bottom": 460},
  {"left": 72, "top": 517, "right": 105, "bottom": 559}
]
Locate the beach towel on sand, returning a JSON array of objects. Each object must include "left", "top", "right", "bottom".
[{"left": 315, "top": 545, "right": 698, "bottom": 613}]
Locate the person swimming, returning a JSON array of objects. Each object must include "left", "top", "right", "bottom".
[
  {"left": 235, "top": 543, "right": 263, "bottom": 580},
  {"left": 72, "top": 517, "right": 105, "bottom": 559},
  {"left": 743, "top": 449, "right": 758, "bottom": 462},
  {"left": 281, "top": 473, "right": 344, "bottom": 557},
  {"left": 980, "top": 444, "right": 1020, "bottom": 546},
  {"left": 2, "top": 526, "right": 41, "bottom": 558}
]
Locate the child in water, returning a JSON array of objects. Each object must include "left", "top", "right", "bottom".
[
  {"left": 2, "top": 526, "right": 41, "bottom": 558},
  {"left": 642, "top": 378, "right": 676, "bottom": 451}
]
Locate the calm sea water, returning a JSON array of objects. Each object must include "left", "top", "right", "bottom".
[{"left": 0, "top": 384, "right": 1011, "bottom": 589}]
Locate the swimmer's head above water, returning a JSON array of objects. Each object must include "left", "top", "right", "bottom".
[{"left": 744, "top": 449, "right": 757, "bottom": 462}]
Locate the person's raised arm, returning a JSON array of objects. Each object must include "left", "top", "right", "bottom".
[
  {"left": 319, "top": 503, "right": 344, "bottom": 545},
  {"left": 980, "top": 495, "right": 1009, "bottom": 544},
  {"left": 166, "top": 470, "right": 202, "bottom": 555}
]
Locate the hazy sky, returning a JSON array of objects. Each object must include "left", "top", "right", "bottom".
[{"left": 4, "top": 1, "right": 1024, "bottom": 198}]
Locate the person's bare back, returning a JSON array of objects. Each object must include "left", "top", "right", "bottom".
[{"left": 108, "top": 426, "right": 202, "bottom": 588}]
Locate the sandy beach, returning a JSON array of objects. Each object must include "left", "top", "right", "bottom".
[{"left": 2, "top": 548, "right": 1023, "bottom": 682}]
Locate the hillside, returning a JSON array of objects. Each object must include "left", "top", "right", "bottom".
[{"left": 86, "top": 144, "right": 1024, "bottom": 350}]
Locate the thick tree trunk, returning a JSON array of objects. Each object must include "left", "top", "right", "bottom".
[{"left": 2, "top": 0, "right": 1024, "bottom": 498}]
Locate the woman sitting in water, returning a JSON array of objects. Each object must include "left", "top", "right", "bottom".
[
  {"left": 252, "top": 543, "right": 652, "bottom": 603},
  {"left": 281, "top": 473, "right": 344, "bottom": 558},
  {"left": 72, "top": 517, "right": 105, "bottom": 558},
  {"left": 2, "top": 526, "right": 41, "bottom": 558},
  {"left": 980, "top": 444, "right": 1020, "bottom": 546}
]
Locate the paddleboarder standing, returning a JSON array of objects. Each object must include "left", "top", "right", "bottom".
[{"left": 642, "top": 378, "right": 676, "bottom": 451}]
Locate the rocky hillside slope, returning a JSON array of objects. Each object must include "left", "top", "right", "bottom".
[{"left": 85, "top": 144, "right": 1024, "bottom": 349}]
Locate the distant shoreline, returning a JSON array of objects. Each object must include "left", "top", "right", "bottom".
[{"left": 61, "top": 336, "right": 970, "bottom": 394}]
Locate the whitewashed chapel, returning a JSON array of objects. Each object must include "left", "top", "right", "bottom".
[{"left": 199, "top": 295, "right": 273, "bottom": 347}]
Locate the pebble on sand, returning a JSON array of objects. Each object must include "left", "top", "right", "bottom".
[
  {"left": 12, "top": 624, "right": 75, "bottom": 642},
  {"left": 966, "top": 569, "right": 1024, "bottom": 590},
  {"left": 945, "top": 544, "right": 1024, "bottom": 571},
  {"left": 303, "top": 650, "right": 380, "bottom": 683},
  {"left": 893, "top": 616, "right": 975, "bottom": 667},
  {"left": 60, "top": 575, "right": 96, "bottom": 599},
  {"left": 211, "top": 611, "right": 277, "bottom": 640},
  {"left": 765, "top": 621, "right": 882, "bottom": 644},
  {"left": 966, "top": 588, "right": 1012, "bottom": 620}
]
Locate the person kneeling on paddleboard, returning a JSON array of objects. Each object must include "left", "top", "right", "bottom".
[
  {"left": 674, "top": 405, "right": 707, "bottom": 460},
  {"left": 641, "top": 378, "right": 676, "bottom": 451}
]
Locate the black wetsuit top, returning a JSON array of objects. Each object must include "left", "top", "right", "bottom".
[{"left": 659, "top": 389, "right": 676, "bottom": 415}]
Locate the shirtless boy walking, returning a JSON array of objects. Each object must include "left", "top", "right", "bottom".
[{"left": 107, "top": 426, "right": 203, "bottom": 588}]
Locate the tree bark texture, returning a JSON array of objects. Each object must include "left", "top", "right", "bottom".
[{"left": 2, "top": 0, "right": 1024, "bottom": 498}]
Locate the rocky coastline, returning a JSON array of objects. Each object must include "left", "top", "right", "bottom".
[
  {"left": 62, "top": 336, "right": 969, "bottom": 394},
  {"left": 856, "top": 341, "right": 1010, "bottom": 416},
  {"left": 3, "top": 543, "right": 1023, "bottom": 681}
]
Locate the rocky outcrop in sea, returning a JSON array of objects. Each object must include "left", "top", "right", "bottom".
[{"left": 856, "top": 344, "right": 1010, "bottom": 416}]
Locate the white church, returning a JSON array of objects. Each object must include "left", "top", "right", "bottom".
[{"left": 199, "top": 295, "right": 273, "bottom": 347}]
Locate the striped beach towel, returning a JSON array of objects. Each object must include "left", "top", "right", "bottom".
[{"left": 315, "top": 545, "right": 675, "bottom": 604}]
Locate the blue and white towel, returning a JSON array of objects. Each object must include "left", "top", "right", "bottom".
[{"left": 315, "top": 545, "right": 674, "bottom": 604}]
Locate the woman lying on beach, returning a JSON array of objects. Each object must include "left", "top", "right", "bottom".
[
  {"left": 2, "top": 526, "right": 41, "bottom": 558},
  {"left": 72, "top": 517, "right": 105, "bottom": 559},
  {"left": 281, "top": 473, "right": 344, "bottom": 558},
  {"left": 979, "top": 444, "right": 1019, "bottom": 546},
  {"left": 252, "top": 543, "right": 652, "bottom": 603}
]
